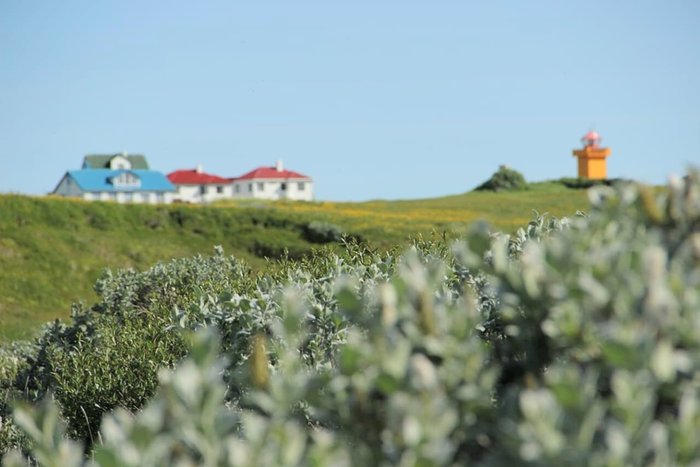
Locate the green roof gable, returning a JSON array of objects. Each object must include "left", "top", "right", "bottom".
[{"left": 82, "top": 154, "right": 149, "bottom": 170}]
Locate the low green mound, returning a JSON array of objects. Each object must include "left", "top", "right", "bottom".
[{"left": 474, "top": 165, "right": 528, "bottom": 192}]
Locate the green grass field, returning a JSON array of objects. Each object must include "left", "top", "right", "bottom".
[
  {"left": 263, "top": 181, "right": 589, "bottom": 244},
  {"left": 0, "top": 184, "right": 588, "bottom": 341}
]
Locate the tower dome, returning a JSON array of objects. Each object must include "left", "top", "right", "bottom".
[{"left": 582, "top": 130, "right": 601, "bottom": 148}]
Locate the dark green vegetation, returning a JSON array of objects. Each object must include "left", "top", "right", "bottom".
[
  {"left": 0, "top": 186, "right": 588, "bottom": 341},
  {"left": 1, "top": 172, "right": 698, "bottom": 465},
  {"left": 554, "top": 176, "right": 633, "bottom": 189}
]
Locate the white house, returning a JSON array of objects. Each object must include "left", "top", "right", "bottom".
[
  {"left": 167, "top": 161, "right": 313, "bottom": 203},
  {"left": 52, "top": 153, "right": 176, "bottom": 203},
  {"left": 230, "top": 161, "right": 313, "bottom": 201},
  {"left": 167, "top": 165, "right": 232, "bottom": 204}
]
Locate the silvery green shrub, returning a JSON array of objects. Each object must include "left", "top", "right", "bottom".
[
  {"left": 468, "top": 173, "right": 700, "bottom": 465},
  {"left": 2, "top": 249, "right": 254, "bottom": 449},
  {"left": 0, "top": 343, "right": 32, "bottom": 457},
  {"left": 2, "top": 170, "right": 700, "bottom": 465}
]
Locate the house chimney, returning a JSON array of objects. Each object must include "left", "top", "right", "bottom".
[
  {"left": 196, "top": 163, "right": 203, "bottom": 174},
  {"left": 276, "top": 160, "right": 283, "bottom": 172}
]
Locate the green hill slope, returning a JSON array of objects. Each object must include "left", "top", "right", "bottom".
[
  {"left": 0, "top": 185, "right": 588, "bottom": 341},
  {"left": 262, "top": 181, "right": 589, "bottom": 242}
]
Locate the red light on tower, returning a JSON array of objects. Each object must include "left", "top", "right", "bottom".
[{"left": 581, "top": 130, "right": 601, "bottom": 148}]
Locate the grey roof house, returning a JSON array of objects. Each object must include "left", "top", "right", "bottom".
[{"left": 82, "top": 153, "right": 150, "bottom": 170}]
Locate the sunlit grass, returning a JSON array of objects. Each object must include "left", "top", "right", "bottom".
[{"left": 220, "top": 183, "right": 589, "bottom": 246}]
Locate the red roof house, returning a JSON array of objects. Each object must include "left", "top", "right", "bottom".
[
  {"left": 236, "top": 165, "right": 311, "bottom": 181},
  {"left": 167, "top": 165, "right": 230, "bottom": 185},
  {"left": 167, "top": 161, "right": 313, "bottom": 202},
  {"left": 167, "top": 165, "right": 232, "bottom": 203},
  {"left": 230, "top": 161, "right": 313, "bottom": 201}
]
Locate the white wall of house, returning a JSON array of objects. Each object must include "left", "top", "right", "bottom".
[
  {"left": 206, "top": 184, "right": 232, "bottom": 202},
  {"left": 83, "top": 191, "right": 173, "bottom": 204},
  {"left": 173, "top": 184, "right": 232, "bottom": 203},
  {"left": 53, "top": 184, "right": 173, "bottom": 204},
  {"left": 285, "top": 179, "right": 313, "bottom": 201},
  {"left": 174, "top": 185, "right": 199, "bottom": 203},
  {"left": 229, "top": 179, "right": 313, "bottom": 201},
  {"left": 230, "top": 181, "right": 253, "bottom": 199}
]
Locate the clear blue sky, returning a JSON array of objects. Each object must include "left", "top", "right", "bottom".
[{"left": 1, "top": 1, "right": 698, "bottom": 201}]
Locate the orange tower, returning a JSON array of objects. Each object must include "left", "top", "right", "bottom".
[{"left": 572, "top": 130, "right": 611, "bottom": 179}]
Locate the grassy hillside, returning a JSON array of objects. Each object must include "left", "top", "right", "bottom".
[
  {"left": 263, "top": 181, "right": 589, "bottom": 243},
  {"left": 0, "top": 184, "right": 588, "bottom": 341}
]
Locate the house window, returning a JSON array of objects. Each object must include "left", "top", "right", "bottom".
[
  {"left": 280, "top": 183, "right": 287, "bottom": 191},
  {"left": 110, "top": 172, "right": 141, "bottom": 188},
  {"left": 298, "top": 182, "right": 305, "bottom": 191},
  {"left": 124, "top": 192, "right": 133, "bottom": 202},
  {"left": 200, "top": 185, "right": 206, "bottom": 195},
  {"left": 216, "top": 186, "right": 224, "bottom": 194},
  {"left": 235, "top": 185, "right": 240, "bottom": 193},
  {"left": 157, "top": 193, "right": 164, "bottom": 203},
  {"left": 109, "top": 156, "right": 132, "bottom": 170},
  {"left": 248, "top": 183, "right": 253, "bottom": 192},
  {"left": 257, "top": 182, "right": 264, "bottom": 191}
]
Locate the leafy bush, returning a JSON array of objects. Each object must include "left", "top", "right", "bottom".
[
  {"left": 3, "top": 171, "right": 700, "bottom": 465},
  {"left": 0, "top": 343, "right": 32, "bottom": 456},
  {"left": 475, "top": 165, "right": 528, "bottom": 192},
  {"left": 302, "top": 221, "right": 344, "bottom": 244},
  {"left": 3, "top": 249, "right": 253, "bottom": 449}
]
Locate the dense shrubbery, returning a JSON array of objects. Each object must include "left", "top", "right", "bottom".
[
  {"left": 554, "top": 177, "right": 630, "bottom": 189},
  {"left": 1, "top": 250, "right": 254, "bottom": 448},
  {"left": 2, "top": 171, "right": 699, "bottom": 465},
  {"left": 302, "top": 221, "right": 344, "bottom": 244},
  {"left": 474, "top": 165, "right": 528, "bottom": 192}
]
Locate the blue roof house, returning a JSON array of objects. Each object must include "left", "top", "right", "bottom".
[{"left": 52, "top": 154, "right": 176, "bottom": 204}]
